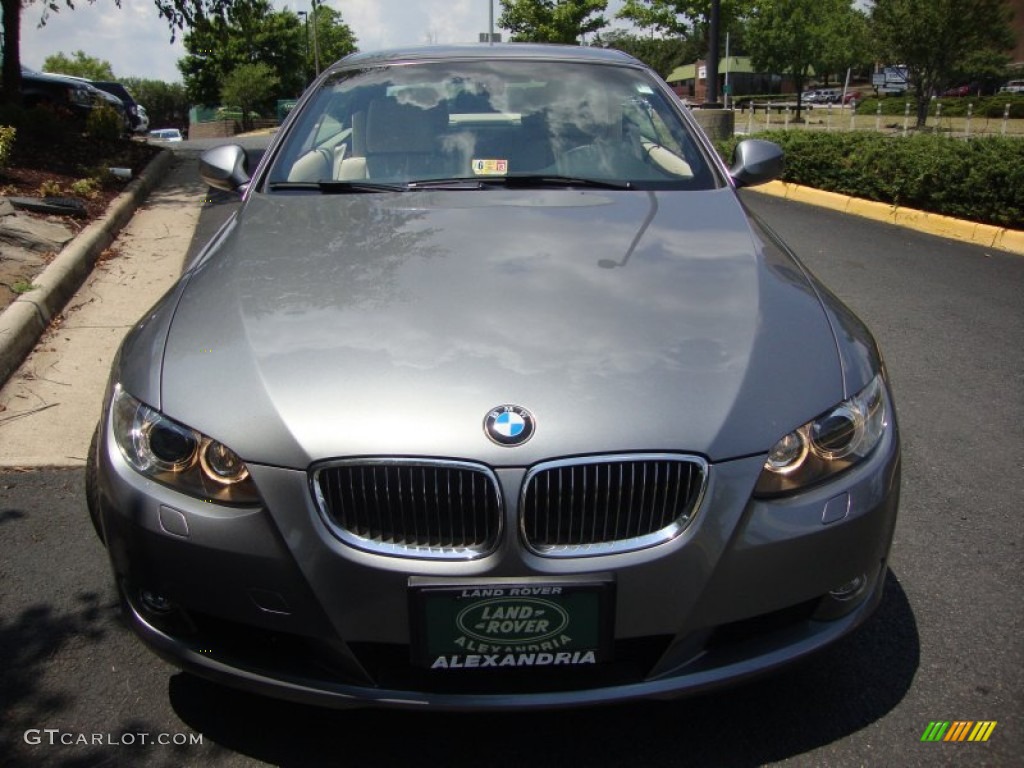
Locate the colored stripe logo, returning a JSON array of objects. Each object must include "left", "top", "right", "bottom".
[{"left": 921, "top": 721, "right": 997, "bottom": 742}]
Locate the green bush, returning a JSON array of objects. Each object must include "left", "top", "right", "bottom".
[
  {"left": 0, "top": 125, "right": 14, "bottom": 171},
  {"left": 717, "top": 131, "right": 1024, "bottom": 228},
  {"left": 977, "top": 93, "right": 1024, "bottom": 119},
  {"left": 86, "top": 104, "right": 123, "bottom": 142},
  {"left": 70, "top": 177, "right": 101, "bottom": 199},
  {"left": 856, "top": 93, "right": 1024, "bottom": 119},
  {"left": 0, "top": 103, "right": 73, "bottom": 145}
]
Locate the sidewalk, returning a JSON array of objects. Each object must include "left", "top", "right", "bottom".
[{"left": 0, "top": 152, "right": 207, "bottom": 466}]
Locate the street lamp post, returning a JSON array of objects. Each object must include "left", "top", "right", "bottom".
[
  {"left": 297, "top": 11, "right": 310, "bottom": 82},
  {"left": 706, "top": 0, "right": 721, "bottom": 107},
  {"left": 310, "top": 0, "right": 321, "bottom": 77}
]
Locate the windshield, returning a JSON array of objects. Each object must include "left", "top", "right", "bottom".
[{"left": 266, "top": 58, "right": 716, "bottom": 191}]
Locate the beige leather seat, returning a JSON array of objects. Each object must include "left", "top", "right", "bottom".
[{"left": 363, "top": 96, "right": 448, "bottom": 179}]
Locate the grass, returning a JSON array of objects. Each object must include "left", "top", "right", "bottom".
[{"left": 11, "top": 280, "right": 38, "bottom": 294}]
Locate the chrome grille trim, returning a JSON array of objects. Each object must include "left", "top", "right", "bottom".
[
  {"left": 520, "top": 454, "right": 708, "bottom": 558},
  {"left": 312, "top": 459, "right": 503, "bottom": 560}
]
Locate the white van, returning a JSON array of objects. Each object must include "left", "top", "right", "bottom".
[{"left": 148, "top": 128, "right": 183, "bottom": 142}]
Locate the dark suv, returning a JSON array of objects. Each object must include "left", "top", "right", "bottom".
[
  {"left": 19, "top": 67, "right": 102, "bottom": 122},
  {"left": 59, "top": 76, "right": 132, "bottom": 133},
  {"left": 89, "top": 81, "right": 144, "bottom": 132}
]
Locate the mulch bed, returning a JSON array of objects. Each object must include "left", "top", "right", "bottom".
[
  {"left": 1, "top": 137, "right": 161, "bottom": 219},
  {"left": 0, "top": 136, "right": 162, "bottom": 312}
]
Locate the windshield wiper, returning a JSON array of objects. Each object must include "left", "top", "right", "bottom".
[
  {"left": 408, "top": 175, "right": 632, "bottom": 191},
  {"left": 269, "top": 175, "right": 632, "bottom": 193},
  {"left": 268, "top": 180, "right": 406, "bottom": 194},
  {"left": 492, "top": 175, "right": 632, "bottom": 191},
  {"left": 405, "top": 178, "right": 485, "bottom": 190}
]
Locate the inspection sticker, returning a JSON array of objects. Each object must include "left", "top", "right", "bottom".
[{"left": 471, "top": 158, "right": 509, "bottom": 176}]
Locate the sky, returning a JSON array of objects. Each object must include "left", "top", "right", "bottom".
[{"left": 18, "top": 0, "right": 634, "bottom": 84}]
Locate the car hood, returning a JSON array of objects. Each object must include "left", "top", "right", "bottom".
[{"left": 159, "top": 189, "right": 843, "bottom": 468}]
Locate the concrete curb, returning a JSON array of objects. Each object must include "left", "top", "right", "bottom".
[
  {"left": 749, "top": 180, "right": 1024, "bottom": 256},
  {"left": 0, "top": 149, "right": 175, "bottom": 386}
]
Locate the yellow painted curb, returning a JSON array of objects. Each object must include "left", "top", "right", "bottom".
[
  {"left": 748, "top": 181, "right": 1024, "bottom": 256},
  {"left": 843, "top": 196, "right": 896, "bottom": 225}
]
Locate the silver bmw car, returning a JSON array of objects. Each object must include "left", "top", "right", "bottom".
[{"left": 88, "top": 44, "right": 900, "bottom": 709}]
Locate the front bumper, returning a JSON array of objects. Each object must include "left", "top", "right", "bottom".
[{"left": 94, "top": 417, "right": 900, "bottom": 710}]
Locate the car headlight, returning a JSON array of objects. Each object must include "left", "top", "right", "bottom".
[
  {"left": 68, "top": 86, "right": 93, "bottom": 107},
  {"left": 754, "top": 375, "right": 889, "bottom": 497},
  {"left": 111, "top": 385, "right": 260, "bottom": 505}
]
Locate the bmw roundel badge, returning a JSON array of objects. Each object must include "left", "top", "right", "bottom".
[{"left": 484, "top": 405, "right": 536, "bottom": 446}]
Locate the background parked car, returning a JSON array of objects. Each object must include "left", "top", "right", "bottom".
[
  {"left": 57, "top": 75, "right": 133, "bottom": 134},
  {"left": 801, "top": 89, "right": 843, "bottom": 105},
  {"left": 941, "top": 84, "right": 971, "bottom": 97},
  {"left": 1000, "top": 80, "right": 1024, "bottom": 93},
  {"left": 135, "top": 104, "right": 150, "bottom": 133},
  {"left": 90, "top": 81, "right": 146, "bottom": 133},
  {"left": 147, "top": 128, "right": 183, "bottom": 142},
  {"left": 18, "top": 66, "right": 103, "bottom": 124}
]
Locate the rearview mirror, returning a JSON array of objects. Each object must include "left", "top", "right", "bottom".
[
  {"left": 199, "top": 144, "right": 250, "bottom": 193},
  {"left": 729, "top": 139, "right": 785, "bottom": 188}
]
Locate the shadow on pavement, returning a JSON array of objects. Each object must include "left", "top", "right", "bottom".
[
  {"left": 167, "top": 570, "right": 918, "bottom": 767},
  {"left": 0, "top": 476, "right": 195, "bottom": 768}
]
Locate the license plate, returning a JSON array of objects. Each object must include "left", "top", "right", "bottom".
[{"left": 411, "top": 581, "right": 613, "bottom": 670}]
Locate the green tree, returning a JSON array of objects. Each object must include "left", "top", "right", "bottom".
[
  {"left": 1, "top": 1, "right": 235, "bottom": 105},
  {"left": 41, "top": 50, "right": 116, "bottom": 80},
  {"left": 746, "top": 0, "right": 855, "bottom": 121},
  {"left": 810, "top": 5, "right": 872, "bottom": 87},
  {"left": 498, "top": 0, "right": 609, "bottom": 44},
  {"left": 301, "top": 3, "right": 359, "bottom": 81},
  {"left": 592, "top": 30, "right": 702, "bottom": 77},
  {"left": 220, "top": 62, "right": 278, "bottom": 130},
  {"left": 872, "top": 0, "right": 1014, "bottom": 127},
  {"left": 122, "top": 77, "right": 190, "bottom": 128},
  {"left": 616, "top": 0, "right": 752, "bottom": 43},
  {"left": 178, "top": 0, "right": 305, "bottom": 105}
]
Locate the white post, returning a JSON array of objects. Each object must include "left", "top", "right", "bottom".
[
  {"left": 826, "top": 103, "right": 832, "bottom": 132},
  {"left": 934, "top": 101, "right": 942, "bottom": 131},
  {"left": 1003, "top": 103, "right": 1011, "bottom": 136},
  {"left": 903, "top": 102, "right": 910, "bottom": 137},
  {"left": 966, "top": 102, "right": 973, "bottom": 138},
  {"left": 875, "top": 101, "right": 882, "bottom": 132},
  {"left": 766, "top": 104, "right": 771, "bottom": 128},
  {"left": 311, "top": 0, "right": 321, "bottom": 76},
  {"left": 747, "top": 103, "right": 753, "bottom": 134}
]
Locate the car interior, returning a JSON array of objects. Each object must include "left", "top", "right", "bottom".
[{"left": 278, "top": 74, "right": 706, "bottom": 188}]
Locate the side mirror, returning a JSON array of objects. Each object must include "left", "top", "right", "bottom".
[
  {"left": 729, "top": 139, "right": 785, "bottom": 188},
  {"left": 199, "top": 144, "right": 250, "bottom": 192}
]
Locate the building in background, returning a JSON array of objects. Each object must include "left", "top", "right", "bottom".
[{"left": 666, "top": 57, "right": 796, "bottom": 103}]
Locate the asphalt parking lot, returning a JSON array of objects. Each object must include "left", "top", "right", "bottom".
[{"left": 0, "top": 154, "right": 1021, "bottom": 766}]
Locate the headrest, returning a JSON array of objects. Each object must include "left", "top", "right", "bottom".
[{"left": 365, "top": 96, "right": 447, "bottom": 154}]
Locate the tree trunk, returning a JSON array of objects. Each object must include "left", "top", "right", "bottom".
[
  {"left": 794, "top": 75, "right": 805, "bottom": 122},
  {"left": 915, "top": 96, "right": 929, "bottom": 129},
  {"left": 0, "top": 0, "right": 23, "bottom": 105}
]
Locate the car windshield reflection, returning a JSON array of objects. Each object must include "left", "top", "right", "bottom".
[{"left": 267, "top": 60, "right": 714, "bottom": 191}]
